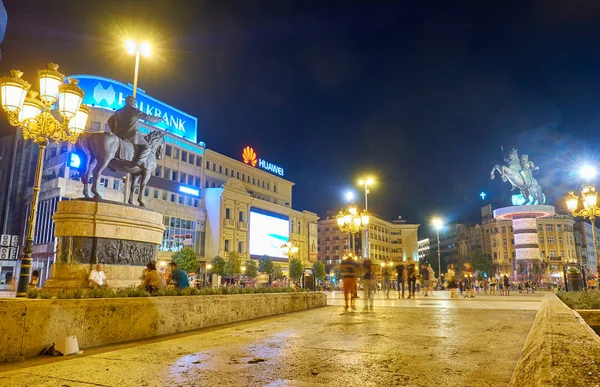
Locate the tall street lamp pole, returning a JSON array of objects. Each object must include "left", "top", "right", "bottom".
[
  {"left": 432, "top": 218, "right": 444, "bottom": 287},
  {"left": 358, "top": 177, "right": 374, "bottom": 259},
  {"left": 123, "top": 40, "right": 151, "bottom": 203},
  {"left": 0, "top": 64, "right": 89, "bottom": 297},
  {"left": 337, "top": 204, "right": 370, "bottom": 259}
]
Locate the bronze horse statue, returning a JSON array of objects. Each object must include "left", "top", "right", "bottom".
[
  {"left": 77, "top": 130, "right": 166, "bottom": 206},
  {"left": 490, "top": 147, "right": 545, "bottom": 205}
]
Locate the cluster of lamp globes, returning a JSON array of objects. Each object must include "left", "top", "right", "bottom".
[
  {"left": 0, "top": 63, "right": 90, "bottom": 144},
  {"left": 566, "top": 166, "right": 600, "bottom": 216},
  {"left": 336, "top": 205, "right": 370, "bottom": 233}
]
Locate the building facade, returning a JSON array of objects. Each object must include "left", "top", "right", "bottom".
[
  {"left": 417, "top": 238, "right": 430, "bottom": 261},
  {"left": 574, "top": 221, "right": 599, "bottom": 277},
  {"left": 317, "top": 214, "right": 419, "bottom": 272},
  {"left": 1, "top": 74, "right": 319, "bottom": 284}
]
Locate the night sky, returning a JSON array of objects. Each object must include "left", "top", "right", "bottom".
[{"left": 2, "top": 0, "right": 600, "bottom": 231}]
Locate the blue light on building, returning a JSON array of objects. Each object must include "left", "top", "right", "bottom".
[
  {"left": 69, "top": 153, "right": 81, "bottom": 169},
  {"left": 179, "top": 186, "right": 200, "bottom": 197}
]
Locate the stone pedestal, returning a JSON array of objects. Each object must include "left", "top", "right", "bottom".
[
  {"left": 44, "top": 199, "right": 165, "bottom": 291},
  {"left": 494, "top": 205, "right": 555, "bottom": 280}
]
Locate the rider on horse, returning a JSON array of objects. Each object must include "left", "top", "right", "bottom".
[{"left": 107, "top": 96, "right": 163, "bottom": 168}]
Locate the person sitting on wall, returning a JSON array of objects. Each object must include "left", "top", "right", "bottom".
[
  {"left": 140, "top": 262, "right": 166, "bottom": 295},
  {"left": 28, "top": 270, "right": 40, "bottom": 290},
  {"left": 89, "top": 264, "right": 109, "bottom": 289},
  {"left": 168, "top": 262, "right": 189, "bottom": 289}
]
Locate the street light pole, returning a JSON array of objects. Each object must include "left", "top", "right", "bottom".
[
  {"left": 436, "top": 227, "right": 441, "bottom": 285},
  {"left": 124, "top": 40, "right": 150, "bottom": 203},
  {"left": 358, "top": 177, "right": 374, "bottom": 259},
  {"left": 567, "top": 186, "right": 600, "bottom": 279},
  {"left": 0, "top": 65, "right": 88, "bottom": 297}
]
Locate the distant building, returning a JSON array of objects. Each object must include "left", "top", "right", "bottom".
[
  {"left": 574, "top": 221, "right": 599, "bottom": 277},
  {"left": 318, "top": 214, "right": 419, "bottom": 272},
  {"left": 417, "top": 238, "right": 430, "bottom": 261},
  {"left": 456, "top": 223, "right": 484, "bottom": 259}
]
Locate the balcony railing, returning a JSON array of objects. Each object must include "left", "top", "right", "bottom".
[
  {"left": 238, "top": 221, "right": 248, "bottom": 231},
  {"left": 223, "top": 219, "right": 235, "bottom": 228}
]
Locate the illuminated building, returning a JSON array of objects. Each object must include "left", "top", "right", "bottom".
[
  {"left": 417, "top": 238, "right": 430, "bottom": 261},
  {"left": 318, "top": 213, "right": 419, "bottom": 271},
  {"left": 1, "top": 75, "right": 318, "bottom": 284}
]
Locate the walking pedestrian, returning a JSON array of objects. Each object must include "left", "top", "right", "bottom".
[
  {"left": 420, "top": 263, "right": 430, "bottom": 296},
  {"left": 503, "top": 274, "right": 510, "bottom": 296},
  {"left": 463, "top": 262, "right": 475, "bottom": 298},
  {"left": 447, "top": 264, "right": 457, "bottom": 298},
  {"left": 489, "top": 275, "right": 496, "bottom": 296},
  {"left": 396, "top": 262, "right": 406, "bottom": 299},
  {"left": 382, "top": 263, "right": 392, "bottom": 299},
  {"left": 407, "top": 260, "right": 417, "bottom": 299},
  {"left": 363, "top": 259, "right": 375, "bottom": 311},
  {"left": 340, "top": 256, "right": 358, "bottom": 310}
]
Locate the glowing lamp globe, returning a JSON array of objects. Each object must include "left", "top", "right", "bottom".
[
  {"left": 58, "top": 78, "right": 84, "bottom": 119},
  {"left": 140, "top": 42, "right": 151, "bottom": 57},
  {"left": 68, "top": 104, "right": 90, "bottom": 134},
  {"left": 336, "top": 215, "right": 345, "bottom": 228},
  {"left": 38, "top": 63, "right": 64, "bottom": 104},
  {"left": 291, "top": 246, "right": 299, "bottom": 254},
  {"left": 125, "top": 40, "right": 137, "bottom": 55},
  {"left": 343, "top": 214, "right": 352, "bottom": 225},
  {"left": 361, "top": 213, "right": 370, "bottom": 226},
  {"left": 565, "top": 192, "right": 579, "bottom": 212},
  {"left": 432, "top": 218, "right": 443, "bottom": 229},
  {"left": 18, "top": 91, "right": 44, "bottom": 122},
  {"left": 582, "top": 185, "right": 598, "bottom": 209},
  {"left": 353, "top": 217, "right": 361, "bottom": 227},
  {"left": 580, "top": 165, "right": 597, "bottom": 181},
  {"left": 0, "top": 70, "right": 30, "bottom": 112}
]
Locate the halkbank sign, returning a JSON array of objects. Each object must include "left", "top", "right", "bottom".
[{"left": 69, "top": 74, "right": 198, "bottom": 143}]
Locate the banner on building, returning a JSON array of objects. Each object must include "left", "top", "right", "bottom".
[{"left": 309, "top": 223, "right": 318, "bottom": 262}]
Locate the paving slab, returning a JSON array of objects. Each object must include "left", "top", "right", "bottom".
[{"left": 0, "top": 291, "right": 541, "bottom": 387}]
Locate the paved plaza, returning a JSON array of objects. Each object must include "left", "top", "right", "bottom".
[{"left": 0, "top": 291, "right": 543, "bottom": 386}]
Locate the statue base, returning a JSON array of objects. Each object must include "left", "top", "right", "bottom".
[{"left": 44, "top": 199, "right": 165, "bottom": 292}]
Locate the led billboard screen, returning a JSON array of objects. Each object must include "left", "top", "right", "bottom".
[{"left": 249, "top": 209, "right": 289, "bottom": 259}]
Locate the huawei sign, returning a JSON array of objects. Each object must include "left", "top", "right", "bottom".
[
  {"left": 241, "top": 146, "right": 284, "bottom": 177},
  {"left": 242, "top": 146, "right": 258, "bottom": 167}
]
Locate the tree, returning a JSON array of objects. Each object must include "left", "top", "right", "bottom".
[
  {"left": 289, "top": 258, "right": 304, "bottom": 281},
  {"left": 211, "top": 256, "right": 226, "bottom": 275},
  {"left": 224, "top": 251, "right": 242, "bottom": 276},
  {"left": 468, "top": 249, "right": 493, "bottom": 278},
  {"left": 272, "top": 264, "right": 284, "bottom": 279},
  {"left": 312, "top": 261, "right": 326, "bottom": 281},
  {"left": 245, "top": 259, "right": 258, "bottom": 278},
  {"left": 172, "top": 247, "right": 198, "bottom": 273},
  {"left": 258, "top": 256, "right": 274, "bottom": 275}
]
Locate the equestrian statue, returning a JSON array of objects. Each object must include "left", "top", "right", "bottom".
[
  {"left": 77, "top": 95, "right": 166, "bottom": 207},
  {"left": 490, "top": 147, "right": 545, "bottom": 205}
]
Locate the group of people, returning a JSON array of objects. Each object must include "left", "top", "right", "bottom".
[
  {"left": 339, "top": 258, "right": 436, "bottom": 311},
  {"left": 86, "top": 262, "right": 191, "bottom": 295}
]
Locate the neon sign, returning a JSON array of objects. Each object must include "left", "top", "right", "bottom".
[
  {"left": 242, "top": 146, "right": 284, "bottom": 177},
  {"left": 69, "top": 74, "right": 199, "bottom": 143},
  {"left": 68, "top": 153, "right": 81, "bottom": 169}
]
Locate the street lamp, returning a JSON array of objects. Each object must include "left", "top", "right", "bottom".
[
  {"left": 281, "top": 241, "right": 299, "bottom": 286},
  {"left": 0, "top": 64, "right": 88, "bottom": 297},
  {"left": 432, "top": 217, "right": 444, "bottom": 287},
  {"left": 566, "top": 185, "right": 600, "bottom": 278},
  {"left": 123, "top": 40, "right": 151, "bottom": 203},
  {"left": 337, "top": 204, "right": 370, "bottom": 258},
  {"left": 358, "top": 177, "right": 374, "bottom": 259}
]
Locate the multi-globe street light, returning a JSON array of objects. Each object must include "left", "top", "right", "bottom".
[
  {"left": 337, "top": 204, "right": 370, "bottom": 258},
  {"left": 123, "top": 40, "right": 151, "bottom": 203},
  {"left": 0, "top": 63, "right": 89, "bottom": 297},
  {"left": 281, "top": 241, "right": 299, "bottom": 286},
  {"left": 432, "top": 217, "right": 444, "bottom": 286},
  {"left": 358, "top": 177, "right": 374, "bottom": 259},
  {"left": 566, "top": 180, "right": 600, "bottom": 278}
]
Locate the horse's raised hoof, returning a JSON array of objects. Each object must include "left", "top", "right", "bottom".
[{"left": 490, "top": 173, "right": 495, "bottom": 180}]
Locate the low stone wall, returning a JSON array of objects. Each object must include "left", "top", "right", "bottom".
[
  {"left": 577, "top": 309, "right": 600, "bottom": 329},
  {"left": 0, "top": 292, "right": 326, "bottom": 362},
  {"left": 510, "top": 293, "right": 600, "bottom": 386}
]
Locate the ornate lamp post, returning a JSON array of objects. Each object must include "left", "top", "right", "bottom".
[
  {"left": 281, "top": 241, "right": 299, "bottom": 286},
  {"left": 566, "top": 185, "right": 600, "bottom": 278},
  {"left": 336, "top": 204, "right": 370, "bottom": 258},
  {"left": 0, "top": 63, "right": 88, "bottom": 297}
]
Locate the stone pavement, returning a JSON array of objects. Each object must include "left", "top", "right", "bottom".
[{"left": 0, "top": 291, "right": 543, "bottom": 387}]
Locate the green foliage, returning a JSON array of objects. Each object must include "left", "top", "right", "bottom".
[
  {"left": 468, "top": 249, "right": 493, "bottom": 277},
  {"left": 312, "top": 261, "right": 326, "bottom": 281},
  {"left": 258, "top": 256, "right": 274, "bottom": 275},
  {"left": 27, "top": 288, "right": 40, "bottom": 299},
  {"left": 272, "top": 264, "right": 284, "bottom": 279},
  {"left": 224, "top": 251, "right": 242, "bottom": 276},
  {"left": 245, "top": 259, "right": 258, "bottom": 278},
  {"left": 211, "top": 256, "right": 226, "bottom": 275},
  {"left": 172, "top": 247, "right": 199, "bottom": 273},
  {"left": 557, "top": 291, "right": 600, "bottom": 309},
  {"left": 289, "top": 258, "right": 304, "bottom": 281}
]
